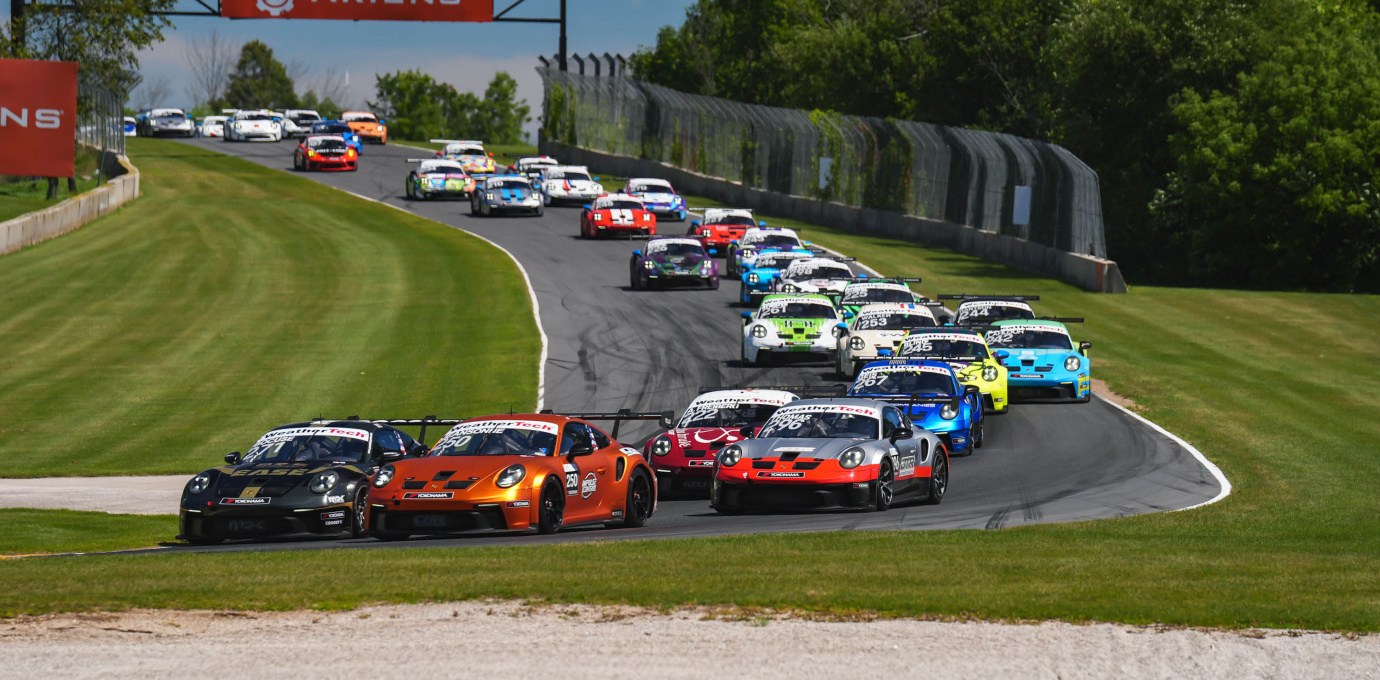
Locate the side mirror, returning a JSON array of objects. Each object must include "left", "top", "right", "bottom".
[
  {"left": 632, "top": 249, "right": 642, "bottom": 256},
  {"left": 758, "top": 221, "right": 767, "bottom": 227},
  {"left": 740, "top": 312, "right": 754, "bottom": 327},
  {"left": 833, "top": 324, "right": 847, "bottom": 338},
  {"left": 488, "top": 152, "right": 494, "bottom": 157},
  {"left": 594, "top": 176, "right": 601, "bottom": 181},
  {"left": 691, "top": 220, "right": 701, "bottom": 227},
  {"left": 738, "top": 425, "right": 755, "bottom": 439},
  {"left": 843, "top": 310, "right": 855, "bottom": 319},
  {"left": 407, "top": 442, "right": 430, "bottom": 457},
  {"left": 889, "top": 427, "right": 914, "bottom": 442},
  {"left": 994, "top": 350, "right": 1010, "bottom": 360},
  {"left": 583, "top": 204, "right": 592, "bottom": 210},
  {"left": 965, "top": 385, "right": 982, "bottom": 396},
  {"left": 224, "top": 452, "right": 241, "bottom": 465},
  {"left": 1080, "top": 341, "right": 1093, "bottom": 354},
  {"left": 803, "top": 240, "right": 813, "bottom": 245},
  {"left": 567, "top": 443, "right": 594, "bottom": 458},
  {"left": 381, "top": 450, "right": 404, "bottom": 462}
]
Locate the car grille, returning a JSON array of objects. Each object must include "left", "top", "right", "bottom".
[
  {"left": 751, "top": 459, "right": 776, "bottom": 469},
  {"left": 792, "top": 461, "right": 821, "bottom": 470}
]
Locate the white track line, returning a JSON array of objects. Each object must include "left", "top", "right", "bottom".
[
  {"left": 342, "top": 190, "right": 549, "bottom": 410},
  {"left": 1093, "top": 394, "right": 1231, "bottom": 510}
]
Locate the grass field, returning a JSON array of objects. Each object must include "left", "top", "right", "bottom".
[
  {"left": 0, "top": 176, "right": 102, "bottom": 223},
  {"left": 0, "top": 139, "right": 540, "bottom": 477},
  {"left": 0, "top": 510, "right": 173, "bottom": 556}
]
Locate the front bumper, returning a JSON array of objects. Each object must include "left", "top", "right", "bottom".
[
  {"left": 592, "top": 224, "right": 655, "bottom": 237},
  {"left": 1006, "top": 370, "right": 1091, "bottom": 400},
  {"left": 546, "top": 188, "right": 602, "bottom": 203},
  {"left": 746, "top": 338, "right": 834, "bottom": 363},
  {"left": 178, "top": 503, "right": 353, "bottom": 541},
  {"left": 644, "top": 204, "right": 687, "bottom": 220},
  {"left": 651, "top": 460, "right": 716, "bottom": 494},
  {"left": 365, "top": 490, "right": 535, "bottom": 534}
]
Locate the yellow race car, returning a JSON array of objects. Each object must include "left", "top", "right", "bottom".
[{"left": 896, "top": 327, "right": 1009, "bottom": 413}]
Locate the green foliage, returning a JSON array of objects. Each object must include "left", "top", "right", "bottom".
[
  {"left": 298, "top": 91, "right": 342, "bottom": 120},
  {"left": 224, "top": 40, "right": 298, "bottom": 110},
  {"left": 370, "top": 71, "right": 529, "bottom": 144},
  {"left": 0, "top": 0, "right": 172, "bottom": 95}
]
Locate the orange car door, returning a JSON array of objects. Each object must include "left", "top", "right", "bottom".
[
  {"left": 584, "top": 425, "right": 623, "bottom": 517},
  {"left": 558, "top": 422, "right": 602, "bottom": 522}
]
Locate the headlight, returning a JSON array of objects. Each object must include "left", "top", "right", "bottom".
[
  {"left": 720, "top": 445, "right": 741, "bottom": 467},
  {"left": 839, "top": 447, "right": 865, "bottom": 469},
  {"left": 309, "top": 471, "right": 340, "bottom": 494},
  {"left": 644, "top": 260, "right": 655, "bottom": 269},
  {"left": 782, "top": 284, "right": 797, "bottom": 293},
  {"left": 651, "top": 436, "right": 672, "bottom": 456},
  {"left": 748, "top": 273, "right": 759, "bottom": 284},
  {"left": 496, "top": 464, "right": 526, "bottom": 488},
  {"left": 752, "top": 324, "right": 768, "bottom": 338},
  {"left": 188, "top": 472, "right": 213, "bottom": 495},
  {"left": 983, "top": 365, "right": 999, "bottom": 382},
  {"left": 373, "top": 464, "right": 395, "bottom": 488},
  {"left": 593, "top": 184, "right": 604, "bottom": 193},
  {"left": 849, "top": 336, "right": 866, "bottom": 351},
  {"left": 940, "top": 403, "right": 959, "bottom": 420},
  {"left": 1065, "top": 356, "right": 1082, "bottom": 371},
  {"left": 643, "top": 213, "right": 652, "bottom": 221}
]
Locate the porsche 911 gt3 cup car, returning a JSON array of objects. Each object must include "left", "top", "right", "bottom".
[
  {"left": 896, "top": 327, "right": 1009, "bottom": 413},
  {"left": 645, "top": 388, "right": 802, "bottom": 496},
  {"left": 138, "top": 108, "right": 195, "bottom": 137},
  {"left": 433, "top": 139, "right": 498, "bottom": 175},
  {"left": 293, "top": 135, "right": 358, "bottom": 172},
  {"left": 695, "top": 208, "right": 762, "bottom": 257},
  {"left": 738, "top": 248, "right": 814, "bottom": 304},
  {"left": 771, "top": 257, "right": 856, "bottom": 301},
  {"left": 123, "top": 115, "right": 137, "bottom": 136},
  {"left": 224, "top": 109, "right": 282, "bottom": 142},
  {"left": 630, "top": 236, "right": 719, "bottom": 290},
  {"left": 311, "top": 122, "right": 362, "bottom": 154},
  {"left": 281, "top": 109, "right": 322, "bottom": 139},
  {"left": 510, "top": 155, "right": 561, "bottom": 179},
  {"left": 741, "top": 293, "right": 843, "bottom": 366},
  {"left": 623, "top": 178, "right": 687, "bottom": 221},
  {"left": 726, "top": 226, "right": 806, "bottom": 275},
  {"left": 472, "top": 175, "right": 543, "bottom": 216},
  {"left": 198, "top": 115, "right": 226, "bottom": 138},
  {"left": 834, "top": 303, "right": 941, "bottom": 379},
  {"left": 178, "top": 419, "right": 428, "bottom": 544},
  {"left": 343, "top": 110, "right": 387, "bottom": 144},
  {"left": 940, "top": 294, "right": 1040, "bottom": 326},
  {"left": 711, "top": 398, "right": 947, "bottom": 512},
  {"left": 580, "top": 194, "right": 657, "bottom": 238},
  {"left": 542, "top": 165, "right": 604, "bottom": 205},
  {"left": 848, "top": 360, "right": 984, "bottom": 455},
  {"left": 838, "top": 278, "right": 926, "bottom": 316},
  {"left": 405, "top": 158, "right": 475, "bottom": 199},
  {"left": 985, "top": 319, "right": 1093, "bottom": 401}
]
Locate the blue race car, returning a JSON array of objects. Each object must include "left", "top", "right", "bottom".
[
  {"left": 726, "top": 226, "right": 807, "bottom": 276},
  {"left": 310, "top": 121, "right": 363, "bottom": 155},
  {"left": 622, "top": 178, "right": 688, "bottom": 222},
  {"left": 848, "top": 359, "right": 984, "bottom": 455},
  {"left": 984, "top": 319, "right": 1092, "bottom": 402},
  {"left": 738, "top": 247, "right": 814, "bottom": 305}
]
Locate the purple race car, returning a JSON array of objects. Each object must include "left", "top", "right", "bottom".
[{"left": 630, "top": 236, "right": 719, "bottom": 290}]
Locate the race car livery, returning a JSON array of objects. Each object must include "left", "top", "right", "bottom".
[
  {"left": 645, "top": 389, "right": 800, "bottom": 496},
  {"left": 282, "top": 109, "right": 322, "bottom": 138},
  {"left": 364, "top": 413, "right": 666, "bottom": 537},
  {"left": 727, "top": 226, "right": 806, "bottom": 275},
  {"left": 848, "top": 360, "right": 984, "bottom": 455},
  {"left": 311, "top": 122, "right": 362, "bottom": 154},
  {"left": 178, "top": 420, "right": 427, "bottom": 545},
  {"left": 693, "top": 208, "right": 760, "bottom": 257},
  {"left": 510, "top": 155, "right": 561, "bottom": 180},
  {"left": 433, "top": 139, "right": 498, "bottom": 175},
  {"left": 623, "top": 178, "right": 687, "bottom": 221},
  {"left": 138, "top": 108, "right": 195, "bottom": 137},
  {"left": 472, "top": 175, "right": 543, "bottom": 216},
  {"left": 711, "top": 398, "right": 948, "bottom": 512},
  {"left": 835, "top": 303, "right": 941, "bottom": 379},
  {"left": 985, "top": 320, "right": 1092, "bottom": 401},
  {"left": 896, "top": 328, "right": 1009, "bottom": 413},
  {"left": 939, "top": 295, "right": 1040, "bottom": 326},
  {"left": 123, "top": 115, "right": 137, "bottom": 137},
  {"left": 738, "top": 248, "right": 814, "bottom": 305},
  {"left": 630, "top": 236, "right": 718, "bottom": 290},
  {"left": 342, "top": 111, "right": 387, "bottom": 144},
  {"left": 405, "top": 158, "right": 474, "bottom": 199},
  {"left": 741, "top": 293, "right": 843, "bottom": 366},
  {"left": 580, "top": 194, "right": 656, "bottom": 239},
  {"left": 224, "top": 109, "right": 282, "bottom": 142},
  {"left": 838, "top": 279, "right": 926, "bottom": 317},
  {"left": 772, "top": 257, "right": 855, "bottom": 301},
  {"left": 542, "top": 165, "right": 604, "bottom": 205},
  {"left": 198, "top": 115, "right": 226, "bottom": 138},
  {"left": 293, "top": 135, "right": 358, "bottom": 172}
]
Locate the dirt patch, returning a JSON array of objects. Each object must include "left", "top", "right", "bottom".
[
  {"left": 1093, "top": 379, "right": 1140, "bottom": 410},
  {"left": 0, "top": 602, "right": 1374, "bottom": 679}
]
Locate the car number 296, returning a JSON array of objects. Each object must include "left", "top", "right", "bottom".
[
  {"left": 226, "top": 519, "right": 265, "bottom": 533},
  {"left": 413, "top": 515, "right": 446, "bottom": 528}
]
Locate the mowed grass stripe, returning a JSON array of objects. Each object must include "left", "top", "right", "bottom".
[{"left": 0, "top": 139, "right": 539, "bottom": 476}]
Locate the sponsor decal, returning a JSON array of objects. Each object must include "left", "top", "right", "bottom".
[
  {"left": 854, "top": 310, "right": 932, "bottom": 330},
  {"left": 842, "top": 283, "right": 909, "bottom": 303},
  {"left": 756, "top": 471, "right": 805, "bottom": 478},
  {"left": 688, "top": 392, "right": 796, "bottom": 410},
  {"left": 1011, "top": 373, "right": 1045, "bottom": 379},
  {"left": 505, "top": 500, "right": 531, "bottom": 508},
  {"left": 646, "top": 238, "right": 702, "bottom": 253},
  {"left": 402, "top": 492, "right": 453, "bottom": 500},
  {"left": 610, "top": 510, "right": 624, "bottom": 518},
  {"left": 433, "top": 419, "right": 559, "bottom": 451},
  {"left": 620, "top": 446, "right": 644, "bottom": 459},
  {"left": 0, "top": 59, "right": 77, "bottom": 177},
  {"left": 773, "top": 404, "right": 878, "bottom": 418},
  {"left": 223, "top": 0, "right": 494, "bottom": 23},
  {"left": 324, "top": 495, "right": 345, "bottom": 504},
  {"left": 897, "top": 454, "right": 916, "bottom": 477},
  {"left": 323, "top": 519, "right": 344, "bottom": 526},
  {"left": 225, "top": 519, "right": 266, "bottom": 532},
  {"left": 221, "top": 497, "right": 270, "bottom": 505},
  {"left": 581, "top": 473, "right": 597, "bottom": 499},
  {"left": 565, "top": 470, "right": 580, "bottom": 496},
  {"left": 413, "top": 514, "right": 447, "bottom": 528},
  {"left": 320, "top": 511, "right": 346, "bottom": 520},
  {"left": 772, "top": 446, "right": 816, "bottom": 453},
  {"left": 687, "top": 460, "right": 715, "bottom": 467}
]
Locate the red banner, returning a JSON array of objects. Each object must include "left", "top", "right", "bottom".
[
  {"left": 0, "top": 59, "right": 77, "bottom": 178},
  {"left": 222, "top": 0, "right": 492, "bottom": 21}
]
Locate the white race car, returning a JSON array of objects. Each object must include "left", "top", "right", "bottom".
[
  {"left": 541, "top": 165, "right": 604, "bottom": 205},
  {"left": 198, "top": 115, "right": 227, "bottom": 138},
  {"left": 835, "top": 303, "right": 942, "bottom": 379},
  {"left": 511, "top": 155, "right": 561, "bottom": 179},
  {"left": 940, "top": 295, "right": 1040, "bottom": 327},
  {"left": 223, "top": 109, "right": 282, "bottom": 142},
  {"left": 282, "top": 109, "right": 322, "bottom": 138},
  {"left": 727, "top": 225, "right": 807, "bottom": 276},
  {"left": 741, "top": 294, "right": 843, "bottom": 366},
  {"left": 139, "top": 108, "right": 195, "bottom": 137},
  {"left": 772, "top": 257, "right": 855, "bottom": 300}
]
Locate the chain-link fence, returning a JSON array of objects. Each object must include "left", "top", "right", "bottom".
[
  {"left": 77, "top": 83, "right": 128, "bottom": 185},
  {"left": 539, "top": 69, "right": 1106, "bottom": 259}
]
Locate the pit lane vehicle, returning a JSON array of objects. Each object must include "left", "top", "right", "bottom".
[
  {"left": 630, "top": 236, "right": 719, "bottom": 290},
  {"left": 405, "top": 158, "right": 475, "bottom": 199},
  {"left": 741, "top": 293, "right": 843, "bottom": 366},
  {"left": 895, "top": 327, "right": 1009, "bottom": 413},
  {"left": 432, "top": 139, "right": 498, "bottom": 175},
  {"left": 178, "top": 419, "right": 428, "bottom": 545},
  {"left": 984, "top": 319, "right": 1092, "bottom": 402},
  {"left": 834, "top": 303, "right": 941, "bottom": 379},
  {"left": 738, "top": 248, "right": 814, "bottom": 304},
  {"left": 198, "top": 115, "right": 226, "bottom": 138},
  {"left": 510, "top": 155, "right": 561, "bottom": 179},
  {"left": 471, "top": 175, "right": 544, "bottom": 217},
  {"left": 293, "top": 135, "right": 358, "bottom": 172},
  {"left": 342, "top": 110, "right": 387, "bottom": 144},
  {"left": 580, "top": 194, "right": 657, "bottom": 239},
  {"left": 622, "top": 178, "right": 688, "bottom": 222},
  {"left": 282, "top": 109, "right": 322, "bottom": 138},
  {"left": 771, "top": 257, "right": 857, "bottom": 302},
  {"left": 224, "top": 109, "right": 283, "bottom": 142},
  {"left": 310, "top": 121, "right": 362, "bottom": 154},
  {"left": 123, "top": 116, "right": 138, "bottom": 137},
  {"left": 693, "top": 208, "right": 761, "bottom": 258},
  {"left": 848, "top": 360, "right": 984, "bottom": 455},
  {"left": 138, "top": 108, "right": 195, "bottom": 137},
  {"left": 364, "top": 411, "right": 670, "bottom": 538},
  {"left": 939, "top": 294, "right": 1040, "bottom": 326},
  {"left": 710, "top": 398, "right": 947, "bottom": 512},
  {"left": 727, "top": 226, "right": 810, "bottom": 276},
  {"left": 541, "top": 165, "right": 604, "bottom": 205}
]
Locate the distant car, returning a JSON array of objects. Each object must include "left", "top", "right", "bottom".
[
  {"left": 847, "top": 359, "right": 985, "bottom": 455},
  {"left": 696, "top": 209, "right": 760, "bottom": 259},
  {"left": 138, "top": 108, "right": 195, "bottom": 137},
  {"left": 771, "top": 257, "right": 856, "bottom": 302},
  {"left": 293, "top": 134, "right": 358, "bottom": 172},
  {"left": 310, "top": 121, "right": 362, "bottom": 154},
  {"left": 622, "top": 178, "right": 687, "bottom": 222},
  {"left": 541, "top": 165, "right": 604, "bottom": 205},
  {"left": 727, "top": 226, "right": 808, "bottom": 276},
  {"left": 198, "top": 115, "right": 227, "bottom": 138},
  {"left": 896, "top": 327, "right": 1009, "bottom": 413},
  {"left": 580, "top": 194, "right": 656, "bottom": 239},
  {"left": 939, "top": 294, "right": 1041, "bottom": 326},
  {"left": 510, "top": 155, "right": 561, "bottom": 180},
  {"left": 405, "top": 158, "right": 475, "bottom": 199},
  {"left": 432, "top": 139, "right": 497, "bottom": 175},
  {"left": 737, "top": 248, "right": 815, "bottom": 305},
  {"left": 472, "top": 175, "right": 543, "bottom": 217},
  {"left": 123, "top": 116, "right": 137, "bottom": 137},
  {"left": 643, "top": 388, "right": 802, "bottom": 496},
  {"left": 177, "top": 419, "right": 428, "bottom": 545},
  {"left": 834, "top": 303, "right": 941, "bottom": 379},
  {"left": 224, "top": 109, "right": 282, "bottom": 142},
  {"left": 630, "top": 236, "right": 719, "bottom": 290},
  {"left": 837, "top": 279, "right": 927, "bottom": 317},
  {"left": 342, "top": 110, "right": 387, "bottom": 144},
  {"left": 984, "top": 319, "right": 1092, "bottom": 402},
  {"left": 741, "top": 293, "right": 842, "bottom": 366},
  {"left": 282, "top": 109, "right": 322, "bottom": 138}
]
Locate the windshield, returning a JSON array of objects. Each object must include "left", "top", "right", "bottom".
[
  {"left": 788, "top": 264, "right": 850, "bottom": 280},
  {"left": 343, "top": 113, "right": 377, "bottom": 123},
  {"left": 155, "top": 113, "right": 187, "bottom": 120},
  {"left": 758, "top": 300, "right": 835, "bottom": 319},
  {"left": 755, "top": 254, "right": 806, "bottom": 269},
  {"left": 843, "top": 287, "right": 914, "bottom": 305},
  {"left": 758, "top": 408, "right": 879, "bottom": 439},
  {"left": 203, "top": 117, "right": 226, "bottom": 124},
  {"left": 491, "top": 180, "right": 531, "bottom": 190},
  {"left": 242, "top": 113, "right": 273, "bottom": 121},
  {"left": 632, "top": 182, "right": 672, "bottom": 193},
  {"left": 291, "top": 113, "right": 321, "bottom": 123},
  {"left": 597, "top": 200, "right": 644, "bottom": 210},
  {"left": 707, "top": 215, "right": 755, "bottom": 227},
  {"left": 679, "top": 403, "right": 782, "bottom": 428},
  {"left": 747, "top": 234, "right": 800, "bottom": 248},
  {"left": 853, "top": 312, "right": 936, "bottom": 331},
  {"left": 446, "top": 145, "right": 484, "bottom": 155},
  {"left": 307, "top": 137, "right": 347, "bottom": 149},
  {"left": 984, "top": 327, "right": 1074, "bottom": 350},
  {"left": 648, "top": 242, "right": 704, "bottom": 257},
  {"left": 314, "top": 124, "right": 350, "bottom": 134},
  {"left": 901, "top": 336, "right": 989, "bottom": 358},
  {"left": 549, "top": 171, "right": 591, "bottom": 181},
  {"left": 852, "top": 368, "right": 955, "bottom": 396},
  {"left": 955, "top": 303, "right": 1034, "bottom": 324},
  {"left": 243, "top": 427, "right": 370, "bottom": 464},
  {"left": 431, "top": 421, "right": 559, "bottom": 457}
]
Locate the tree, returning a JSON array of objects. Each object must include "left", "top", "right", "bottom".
[
  {"left": 477, "top": 72, "right": 530, "bottom": 145},
  {"left": 1, "top": 0, "right": 173, "bottom": 94},
  {"left": 130, "top": 72, "right": 173, "bottom": 110},
  {"left": 370, "top": 70, "right": 528, "bottom": 143},
  {"left": 183, "top": 30, "right": 237, "bottom": 109},
  {"left": 223, "top": 40, "right": 298, "bottom": 110}
]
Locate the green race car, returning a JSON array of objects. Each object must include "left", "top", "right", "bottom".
[{"left": 740, "top": 293, "right": 844, "bottom": 366}]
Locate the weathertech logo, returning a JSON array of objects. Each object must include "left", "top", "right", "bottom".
[{"left": 0, "top": 108, "right": 62, "bottom": 129}]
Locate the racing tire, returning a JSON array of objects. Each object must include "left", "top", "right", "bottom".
[
  {"left": 293, "top": 154, "right": 301, "bottom": 171},
  {"left": 351, "top": 487, "right": 369, "bottom": 538},
  {"left": 707, "top": 276, "right": 719, "bottom": 291},
  {"left": 619, "top": 470, "right": 653, "bottom": 528},
  {"left": 974, "top": 418, "right": 985, "bottom": 449},
  {"left": 537, "top": 480, "right": 565, "bottom": 534},
  {"left": 923, "top": 449, "right": 948, "bottom": 505},
  {"left": 470, "top": 198, "right": 479, "bottom": 216},
  {"left": 184, "top": 536, "right": 224, "bottom": 546},
  {"left": 868, "top": 458, "right": 895, "bottom": 512},
  {"left": 535, "top": 204, "right": 544, "bottom": 218},
  {"left": 740, "top": 343, "right": 755, "bottom": 367},
  {"left": 405, "top": 175, "right": 414, "bottom": 199}
]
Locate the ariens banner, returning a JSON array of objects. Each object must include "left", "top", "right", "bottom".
[
  {"left": 0, "top": 59, "right": 77, "bottom": 178},
  {"left": 222, "top": 0, "right": 493, "bottom": 21}
]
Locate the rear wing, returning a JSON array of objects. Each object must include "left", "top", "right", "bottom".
[
  {"left": 374, "top": 416, "right": 465, "bottom": 447},
  {"left": 697, "top": 384, "right": 847, "bottom": 398},
  {"left": 1037, "top": 316, "right": 1084, "bottom": 323},
  {"left": 538, "top": 408, "right": 674, "bottom": 438},
  {"left": 873, "top": 393, "right": 964, "bottom": 410},
  {"left": 429, "top": 139, "right": 484, "bottom": 145},
  {"left": 837, "top": 276, "right": 923, "bottom": 284},
  {"left": 938, "top": 294, "right": 1040, "bottom": 301}
]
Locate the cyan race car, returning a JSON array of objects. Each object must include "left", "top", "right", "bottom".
[
  {"left": 939, "top": 294, "right": 1041, "bottom": 326},
  {"left": 848, "top": 359, "right": 984, "bottom": 455},
  {"left": 984, "top": 319, "right": 1093, "bottom": 402},
  {"left": 623, "top": 178, "right": 688, "bottom": 221},
  {"left": 741, "top": 293, "right": 843, "bottom": 366},
  {"left": 738, "top": 248, "right": 814, "bottom": 304},
  {"left": 471, "top": 175, "right": 544, "bottom": 217},
  {"left": 630, "top": 236, "right": 719, "bottom": 290},
  {"left": 726, "top": 226, "right": 808, "bottom": 276}
]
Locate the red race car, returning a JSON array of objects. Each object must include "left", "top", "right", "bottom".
[
  {"left": 294, "top": 134, "right": 357, "bottom": 172},
  {"left": 644, "top": 388, "right": 802, "bottom": 497},
  {"left": 691, "top": 208, "right": 761, "bottom": 257},
  {"left": 580, "top": 193, "right": 657, "bottom": 239}
]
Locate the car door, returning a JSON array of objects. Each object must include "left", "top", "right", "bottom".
[
  {"left": 558, "top": 422, "right": 603, "bottom": 522},
  {"left": 583, "top": 425, "right": 623, "bottom": 516},
  {"left": 882, "top": 407, "right": 921, "bottom": 494}
]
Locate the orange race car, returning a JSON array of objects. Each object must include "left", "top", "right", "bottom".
[
  {"left": 364, "top": 411, "right": 671, "bottom": 538},
  {"left": 342, "top": 111, "right": 388, "bottom": 144}
]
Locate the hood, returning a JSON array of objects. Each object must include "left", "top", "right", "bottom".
[
  {"left": 766, "top": 318, "right": 826, "bottom": 336},
  {"left": 386, "top": 455, "right": 526, "bottom": 493},
  {"left": 212, "top": 461, "right": 342, "bottom": 498},
  {"left": 666, "top": 427, "right": 747, "bottom": 450},
  {"left": 651, "top": 251, "right": 708, "bottom": 266},
  {"left": 639, "top": 192, "right": 679, "bottom": 203},
  {"left": 737, "top": 437, "right": 864, "bottom": 460},
  {"left": 494, "top": 185, "right": 532, "bottom": 202}
]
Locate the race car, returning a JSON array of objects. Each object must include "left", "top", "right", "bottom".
[
  {"left": 364, "top": 412, "right": 669, "bottom": 538},
  {"left": 122, "top": 116, "right": 137, "bottom": 136},
  {"left": 282, "top": 109, "right": 322, "bottom": 138},
  {"left": 694, "top": 208, "right": 760, "bottom": 258},
  {"left": 580, "top": 194, "right": 656, "bottom": 238},
  {"left": 771, "top": 257, "right": 856, "bottom": 301},
  {"left": 224, "top": 109, "right": 282, "bottom": 142},
  {"left": 541, "top": 165, "right": 604, "bottom": 205},
  {"left": 837, "top": 278, "right": 926, "bottom": 316},
  {"left": 293, "top": 134, "right": 358, "bottom": 172},
  {"left": 848, "top": 360, "right": 984, "bottom": 455},
  {"left": 939, "top": 294, "right": 1040, "bottom": 326},
  {"left": 310, "top": 121, "right": 363, "bottom": 154},
  {"left": 630, "top": 236, "right": 719, "bottom": 290},
  {"left": 738, "top": 248, "right": 814, "bottom": 304},
  {"left": 177, "top": 419, "right": 428, "bottom": 545},
  {"left": 510, "top": 155, "right": 561, "bottom": 179},
  {"left": 432, "top": 139, "right": 498, "bottom": 175},
  {"left": 741, "top": 293, "right": 843, "bottom": 366},
  {"left": 342, "top": 110, "right": 387, "bottom": 144},
  {"left": 710, "top": 398, "right": 948, "bottom": 512},
  {"left": 138, "top": 108, "right": 195, "bottom": 137},
  {"left": 727, "top": 226, "right": 809, "bottom": 276},
  {"left": 471, "top": 175, "right": 544, "bottom": 216},
  {"left": 198, "top": 115, "right": 226, "bottom": 138},
  {"left": 984, "top": 319, "right": 1093, "bottom": 402},
  {"left": 834, "top": 302, "right": 941, "bottom": 379},
  {"left": 622, "top": 178, "right": 687, "bottom": 221},
  {"left": 405, "top": 158, "right": 475, "bottom": 199},
  {"left": 895, "top": 327, "right": 1009, "bottom": 413}
]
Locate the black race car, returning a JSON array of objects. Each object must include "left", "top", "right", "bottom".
[{"left": 177, "top": 419, "right": 434, "bottom": 545}]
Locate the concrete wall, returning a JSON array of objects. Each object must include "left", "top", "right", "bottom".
[
  {"left": 544, "top": 140, "right": 1127, "bottom": 293},
  {"left": 0, "top": 155, "right": 141, "bottom": 257}
]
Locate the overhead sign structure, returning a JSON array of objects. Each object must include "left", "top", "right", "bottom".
[
  {"left": 0, "top": 59, "right": 77, "bottom": 178},
  {"left": 222, "top": 0, "right": 493, "bottom": 21}
]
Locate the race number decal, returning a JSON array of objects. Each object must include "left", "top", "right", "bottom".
[{"left": 565, "top": 472, "right": 580, "bottom": 496}]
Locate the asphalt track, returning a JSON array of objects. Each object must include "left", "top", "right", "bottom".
[{"left": 151, "top": 137, "right": 1223, "bottom": 555}]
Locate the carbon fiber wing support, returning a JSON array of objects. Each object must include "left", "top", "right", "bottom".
[
  {"left": 374, "top": 416, "right": 465, "bottom": 447},
  {"left": 1038, "top": 316, "right": 1085, "bottom": 323},
  {"left": 538, "top": 408, "right": 675, "bottom": 438},
  {"left": 696, "top": 384, "right": 847, "bottom": 398},
  {"left": 937, "top": 294, "right": 1040, "bottom": 301}
]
